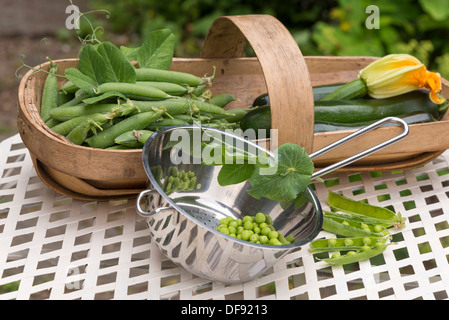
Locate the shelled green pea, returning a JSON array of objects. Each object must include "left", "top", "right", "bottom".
[{"left": 216, "top": 212, "right": 295, "bottom": 246}]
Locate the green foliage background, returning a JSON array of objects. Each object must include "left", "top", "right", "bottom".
[{"left": 86, "top": 0, "right": 449, "bottom": 78}]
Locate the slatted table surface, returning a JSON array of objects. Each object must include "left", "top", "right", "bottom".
[{"left": 0, "top": 133, "right": 448, "bottom": 300}]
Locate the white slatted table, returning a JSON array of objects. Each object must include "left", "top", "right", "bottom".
[{"left": 0, "top": 133, "right": 448, "bottom": 300}]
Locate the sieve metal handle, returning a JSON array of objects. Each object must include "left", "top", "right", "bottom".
[
  {"left": 310, "top": 116, "right": 409, "bottom": 179},
  {"left": 136, "top": 188, "right": 168, "bottom": 217}
]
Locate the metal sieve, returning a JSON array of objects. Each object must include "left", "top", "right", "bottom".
[{"left": 136, "top": 117, "right": 408, "bottom": 283}]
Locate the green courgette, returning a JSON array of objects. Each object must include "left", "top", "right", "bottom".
[
  {"left": 319, "top": 78, "right": 368, "bottom": 101},
  {"left": 314, "top": 112, "right": 436, "bottom": 133},
  {"left": 240, "top": 105, "right": 271, "bottom": 136},
  {"left": 252, "top": 83, "right": 345, "bottom": 108},
  {"left": 242, "top": 90, "right": 446, "bottom": 136},
  {"left": 315, "top": 90, "right": 443, "bottom": 123}
]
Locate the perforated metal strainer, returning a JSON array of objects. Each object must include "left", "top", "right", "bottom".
[{"left": 136, "top": 117, "right": 408, "bottom": 283}]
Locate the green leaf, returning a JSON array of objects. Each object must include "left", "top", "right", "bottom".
[
  {"left": 64, "top": 68, "right": 97, "bottom": 95},
  {"left": 137, "top": 29, "right": 175, "bottom": 69},
  {"left": 67, "top": 42, "right": 137, "bottom": 96},
  {"left": 120, "top": 45, "right": 139, "bottom": 60},
  {"left": 96, "top": 42, "right": 137, "bottom": 83},
  {"left": 419, "top": 0, "right": 449, "bottom": 21},
  {"left": 78, "top": 45, "right": 109, "bottom": 86},
  {"left": 247, "top": 143, "right": 314, "bottom": 202},
  {"left": 217, "top": 163, "right": 255, "bottom": 186}
]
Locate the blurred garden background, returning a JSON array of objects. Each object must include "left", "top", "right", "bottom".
[{"left": 1, "top": 0, "right": 448, "bottom": 142}]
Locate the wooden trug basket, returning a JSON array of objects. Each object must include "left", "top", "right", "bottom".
[{"left": 17, "top": 15, "right": 449, "bottom": 200}]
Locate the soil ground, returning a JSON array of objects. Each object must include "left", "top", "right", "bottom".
[{"left": 0, "top": 0, "right": 90, "bottom": 142}]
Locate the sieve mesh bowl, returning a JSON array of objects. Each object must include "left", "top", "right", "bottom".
[
  {"left": 137, "top": 126, "right": 323, "bottom": 283},
  {"left": 137, "top": 120, "right": 408, "bottom": 282}
]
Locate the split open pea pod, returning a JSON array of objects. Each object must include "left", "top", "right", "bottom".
[
  {"left": 322, "top": 211, "right": 390, "bottom": 237},
  {"left": 322, "top": 242, "right": 392, "bottom": 266},
  {"left": 309, "top": 236, "right": 389, "bottom": 253},
  {"left": 327, "top": 191, "right": 406, "bottom": 228}
]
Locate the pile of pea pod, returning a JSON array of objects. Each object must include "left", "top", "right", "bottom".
[
  {"left": 151, "top": 165, "right": 201, "bottom": 196},
  {"left": 41, "top": 63, "right": 247, "bottom": 149},
  {"left": 309, "top": 191, "right": 406, "bottom": 266}
]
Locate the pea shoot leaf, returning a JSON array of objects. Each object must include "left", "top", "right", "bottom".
[
  {"left": 96, "top": 42, "right": 136, "bottom": 83},
  {"left": 136, "top": 29, "right": 175, "bottom": 70},
  {"left": 217, "top": 163, "right": 255, "bottom": 186},
  {"left": 120, "top": 45, "right": 139, "bottom": 61},
  {"left": 77, "top": 44, "right": 109, "bottom": 86},
  {"left": 64, "top": 67, "right": 97, "bottom": 95},
  {"left": 65, "top": 42, "right": 136, "bottom": 96},
  {"left": 247, "top": 143, "right": 314, "bottom": 202}
]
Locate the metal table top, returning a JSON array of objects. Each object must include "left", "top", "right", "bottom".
[{"left": 0, "top": 134, "right": 448, "bottom": 300}]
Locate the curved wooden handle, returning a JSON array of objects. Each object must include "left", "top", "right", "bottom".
[{"left": 201, "top": 15, "right": 314, "bottom": 153}]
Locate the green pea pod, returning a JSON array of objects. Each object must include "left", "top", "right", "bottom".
[
  {"left": 190, "top": 85, "right": 206, "bottom": 98},
  {"left": 114, "top": 130, "right": 144, "bottom": 148},
  {"left": 66, "top": 119, "right": 103, "bottom": 145},
  {"left": 57, "top": 90, "right": 90, "bottom": 108},
  {"left": 45, "top": 118, "right": 60, "bottom": 128},
  {"left": 223, "top": 108, "right": 250, "bottom": 123},
  {"left": 136, "top": 68, "right": 206, "bottom": 86},
  {"left": 325, "top": 211, "right": 391, "bottom": 228},
  {"left": 322, "top": 215, "right": 390, "bottom": 238},
  {"left": 60, "top": 81, "right": 79, "bottom": 94},
  {"left": 41, "top": 61, "right": 60, "bottom": 123},
  {"left": 135, "top": 67, "right": 215, "bottom": 87},
  {"left": 50, "top": 103, "right": 119, "bottom": 121},
  {"left": 114, "top": 129, "right": 153, "bottom": 147},
  {"left": 168, "top": 166, "right": 179, "bottom": 177},
  {"left": 146, "top": 118, "right": 189, "bottom": 131},
  {"left": 51, "top": 112, "right": 115, "bottom": 136},
  {"left": 85, "top": 108, "right": 166, "bottom": 149},
  {"left": 191, "top": 99, "right": 232, "bottom": 116},
  {"left": 327, "top": 191, "right": 405, "bottom": 228},
  {"left": 57, "top": 91, "right": 74, "bottom": 106},
  {"left": 321, "top": 242, "right": 392, "bottom": 266},
  {"left": 136, "top": 81, "right": 188, "bottom": 96},
  {"left": 130, "top": 98, "right": 229, "bottom": 116},
  {"left": 188, "top": 176, "right": 197, "bottom": 190},
  {"left": 309, "top": 236, "right": 388, "bottom": 252},
  {"left": 95, "top": 82, "right": 172, "bottom": 100},
  {"left": 136, "top": 130, "right": 154, "bottom": 145},
  {"left": 209, "top": 93, "right": 236, "bottom": 108}
]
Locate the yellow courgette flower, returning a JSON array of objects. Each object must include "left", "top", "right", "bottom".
[{"left": 359, "top": 54, "right": 444, "bottom": 104}]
